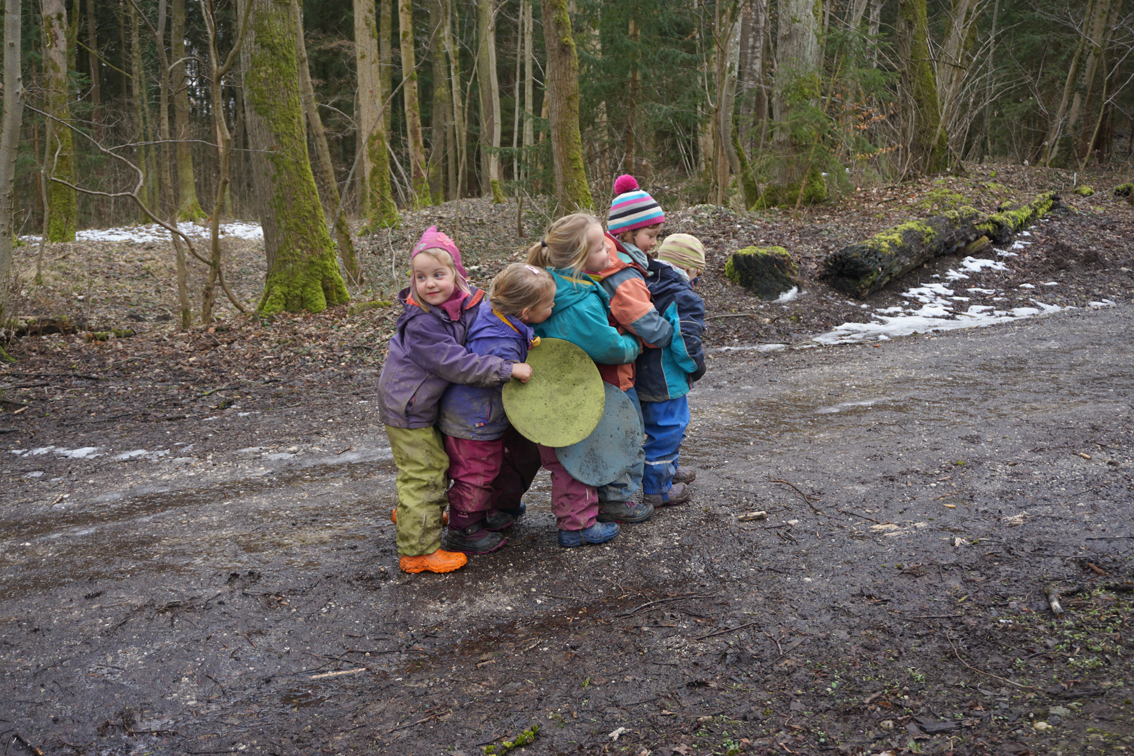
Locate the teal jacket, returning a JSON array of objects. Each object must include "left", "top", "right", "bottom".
[{"left": 533, "top": 267, "right": 641, "bottom": 365}]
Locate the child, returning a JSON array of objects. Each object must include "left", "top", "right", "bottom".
[
  {"left": 591, "top": 174, "right": 683, "bottom": 513},
  {"left": 377, "top": 227, "right": 532, "bottom": 574},
  {"left": 495, "top": 212, "right": 644, "bottom": 546},
  {"left": 438, "top": 264, "right": 555, "bottom": 555},
  {"left": 636, "top": 233, "right": 708, "bottom": 505}
]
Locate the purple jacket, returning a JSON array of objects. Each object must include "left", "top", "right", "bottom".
[
  {"left": 378, "top": 287, "right": 514, "bottom": 429},
  {"left": 439, "top": 306, "right": 535, "bottom": 440}
]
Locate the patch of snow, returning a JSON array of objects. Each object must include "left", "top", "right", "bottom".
[{"left": 775, "top": 287, "right": 800, "bottom": 303}]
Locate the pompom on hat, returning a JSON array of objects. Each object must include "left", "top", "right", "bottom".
[
  {"left": 412, "top": 225, "right": 468, "bottom": 280},
  {"left": 608, "top": 174, "right": 665, "bottom": 235},
  {"left": 657, "top": 233, "right": 706, "bottom": 271}
]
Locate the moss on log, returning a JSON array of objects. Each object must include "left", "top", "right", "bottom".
[
  {"left": 821, "top": 207, "right": 984, "bottom": 298},
  {"left": 1113, "top": 183, "right": 1134, "bottom": 198},
  {"left": 725, "top": 246, "right": 799, "bottom": 299},
  {"left": 823, "top": 192, "right": 1061, "bottom": 299}
]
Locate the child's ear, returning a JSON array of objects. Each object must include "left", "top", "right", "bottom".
[{"left": 518, "top": 307, "right": 531, "bottom": 321}]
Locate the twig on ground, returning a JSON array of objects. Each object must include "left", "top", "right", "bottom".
[
  {"left": 946, "top": 632, "right": 1036, "bottom": 690},
  {"left": 768, "top": 477, "right": 822, "bottom": 514},
  {"left": 619, "top": 593, "right": 718, "bottom": 617},
  {"left": 694, "top": 622, "right": 758, "bottom": 641}
]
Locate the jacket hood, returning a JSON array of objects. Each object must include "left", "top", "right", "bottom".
[{"left": 547, "top": 267, "right": 610, "bottom": 310}]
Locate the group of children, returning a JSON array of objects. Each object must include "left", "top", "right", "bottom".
[{"left": 377, "top": 176, "right": 707, "bottom": 574}]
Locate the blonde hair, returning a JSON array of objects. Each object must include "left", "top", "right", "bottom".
[
  {"left": 489, "top": 264, "right": 555, "bottom": 316},
  {"left": 412, "top": 248, "right": 469, "bottom": 308},
  {"left": 526, "top": 212, "right": 601, "bottom": 275}
]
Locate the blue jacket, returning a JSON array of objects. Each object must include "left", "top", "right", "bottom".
[
  {"left": 377, "top": 287, "right": 513, "bottom": 429},
  {"left": 635, "top": 260, "right": 707, "bottom": 402},
  {"left": 533, "top": 267, "right": 641, "bottom": 365},
  {"left": 439, "top": 306, "right": 534, "bottom": 440}
]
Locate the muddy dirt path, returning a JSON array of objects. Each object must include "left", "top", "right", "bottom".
[{"left": 3, "top": 304, "right": 1134, "bottom": 756}]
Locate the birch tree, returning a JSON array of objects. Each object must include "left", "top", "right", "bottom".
[{"left": 239, "top": 0, "right": 348, "bottom": 314}]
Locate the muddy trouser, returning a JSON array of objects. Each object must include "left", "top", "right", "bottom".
[
  {"left": 385, "top": 425, "right": 449, "bottom": 556},
  {"left": 641, "top": 395, "right": 690, "bottom": 495},
  {"left": 538, "top": 444, "right": 600, "bottom": 531},
  {"left": 444, "top": 434, "right": 504, "bottom": 530},
  {"left": 489, "top": 431, "right": 599, "bottom": 531},
  {"left": 489, "top": 430, "right": 541, "bottom": 512},
  {"left": 597, "top": 386, "right": 646, "bottom": 504}
]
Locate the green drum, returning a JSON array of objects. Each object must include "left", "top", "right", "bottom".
[
  {"left": 502, "top": 338, "right": 605, "bottom": 447},
  {"left": 555, "top": 383, "right": 641, "bottom": 486}
]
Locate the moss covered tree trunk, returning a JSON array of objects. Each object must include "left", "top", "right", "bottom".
[
  {"left": 355, "top": 0, "right": 398, "bottom": 232},
  {"left": 239, "top": 0, "right": 348, "bottom": 315},
  {"left": 172, "top": 0, "right": 206, "bottom": 221},
  {"left": 42, "top": 0, "right": 77, "bottom": 242},
  {"left": 541, "top": 0, "right": 592, "bottom": 213},
  {"left": 763, "top": 0, "right": 826, "bottom": 208},
  {"left": 398, "top": 0, "right": 431, "bottom": 207},
  {"left": 897, "top": 0, "right": 948, "bottom": 176}
]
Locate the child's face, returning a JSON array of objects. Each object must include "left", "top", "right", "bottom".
[
  {"left": 629, "top": 226, "right": 662, "bottom": 253},
  {"left": 584, "top": 223, "right": 609, "bottom": 272},
  {"left": 412, "top": 253, "right": 457, "bottom": 306},
  {"left": 521, "top": 291, "right": 556, "bottom": 324}
]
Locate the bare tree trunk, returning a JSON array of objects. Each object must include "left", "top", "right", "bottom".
[
  {"left": 172, "top": 0, "right": 206, "bottom": 220},
  {"left": 239, "top": 0, "right": 349, "bottom": 315},
  {"left": 1061, "top": 0, "right": 1115, "bottom": 164},
  {"left": 541, "top": 0, "right": 593, "bottom": 212},
  {"left": 478, "top": 0, "right": 504, "bottom": 202},
  {"left": 129, "top": 1, "right": 157, "bottom": 219},
  {"left": 199, "top": 0, "right": 253, "bottom": 322},
  {"left": 85, "top": 0, "right": 102, "bottom": 131},
  {"left": 712, "top": 0, "right": 742, "bottom": 206},
  {"left": 522, "top": 0, "right": 534, "bottom": 184},
  {"left": 295, "top": 0, "right": 361, "bottom": 284},
  {"left": 399, "top": 0, "right": 431, "bottom": 207},
  {"left": 0, "top": 0, "right": 24, "bottom": 335},
  {"left": 934, "top": 0, "right": 979, "bottom": 158},
  {"left": 440, "top": 0, "right": 467, "bottom": 198},
  {"left": 867, "top": 0, "right": 881, "bottom": 67},
  {"left": 625, "top": 17, "right": 640, "bottom": 177},
  {"left": 42, "top": 0, "right": 78, "bottom": 242},
  {"left": 357, "top": 0, "right": 398, "bottom": 231},
  {"left": 429, "top": 0, "right": 451, "bottom": 203}
]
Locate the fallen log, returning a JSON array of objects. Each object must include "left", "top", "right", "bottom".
[
  {"left": 821, "top": 206, "right": 984, "bottom": 298},
  {"left": 975, "top": 191, "right": 1060, "bottom": 244},
  {"left": 822, "top": 192, "right": 1061, "bottom": 298}
]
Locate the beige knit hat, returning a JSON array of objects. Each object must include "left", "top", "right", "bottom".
[{"left": 657, "top": 233, "right": 706, "bottom": 270}]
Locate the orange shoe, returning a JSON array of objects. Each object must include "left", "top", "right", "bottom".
[
  {"left": 399, "top": 549, "right": 468, "bottom": 574},
  {"left": 390, "top": 508, "right": 449, "bottom": 526}
]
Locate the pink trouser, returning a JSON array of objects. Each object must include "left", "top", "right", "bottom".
[
  {"left": 444, "top": 435, "right": 504, "bottom": 530},
  {"left": 491, "top": 433, "right": 598, "bottom": 531}
]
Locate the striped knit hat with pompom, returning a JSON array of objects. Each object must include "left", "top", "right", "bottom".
[{"left": 608, "top": 175, "right": 665, "bottom": 235}]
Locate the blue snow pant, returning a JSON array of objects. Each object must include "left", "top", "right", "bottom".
[
  {"left": 597, "top": 386, "right": 645, "bottom": 504},
  {"left": 641, "top": 395, "right": 690, "bottom": 495}
]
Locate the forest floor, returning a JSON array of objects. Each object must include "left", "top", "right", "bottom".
[{"left": 3, "top": 162, "right": 1134, "bottom": 756}]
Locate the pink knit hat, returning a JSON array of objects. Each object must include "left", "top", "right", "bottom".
[
  {"left": 412, "top": 226, "right": 468, "bottom": 280},
  {"left": 608, "top": 175, "right": 665, "bottom": 234}
]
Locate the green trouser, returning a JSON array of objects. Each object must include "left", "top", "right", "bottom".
[{"left": 386, "top": 425, "right": 449, "bottom": 556}]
